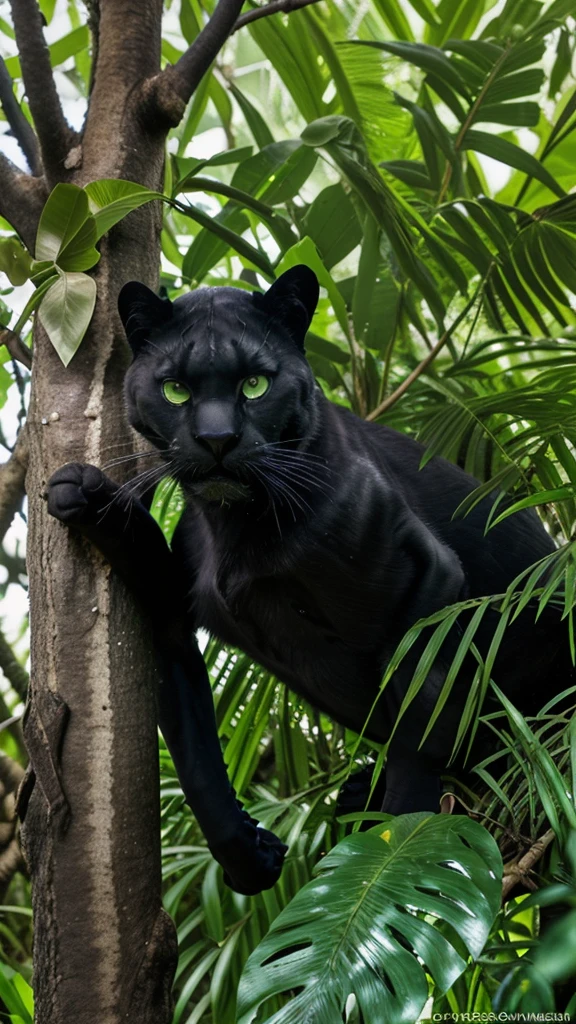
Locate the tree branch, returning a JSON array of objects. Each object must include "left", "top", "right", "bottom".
[
  {"left": 501, "top": 829, "right": 555, "bottom": 901},
  {"left": 0, "top": 629, "right": 29, "bottom": 703},
  {"left": 232, "top": 0, "right": 323, "bottom": 32},
  {"left": 9, "top": 0, "right": 77, "bottom": 181},
  {"left": 366, "top": 278, "right": 487, "bottom": 422},
  {"left": 0, "top": 56, "right": 41, "bottom": 175},
  {"left": 0, "top": 152, "right": 46, "bottom": 251},
  {"left": 0, "top": 428, "right": 28, "bottom": 543},
  {"left": 0, "top": 329, "right": 32, "bottom": 372},
  {"left": 143, "top": 0, "right": 245, "bottom": 128}
]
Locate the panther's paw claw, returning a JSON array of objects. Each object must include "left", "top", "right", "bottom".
[
  {"left": 211, "top": 824, "right": 288, "bottom": 896},
  {"left": 47, "top": 463, "right": 115, "bottom": 526}
]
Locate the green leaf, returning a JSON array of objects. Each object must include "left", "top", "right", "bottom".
[
  {"left": 301, "top": 183, "right": 362, "bottom": 269},
  {"left": 247, "top": 11, "right": 327, "bottom": 124},
  {"left": 301, "top": 116, "right": 445, "bottom": 326},
  {"left": 462, "top": 130, "right": 566, "bottom": 198},
  {"left": 173, "top": 145, "right": 253, "bottom": 188},
  {"left": 0, "top": 237, "right": 32, "bottom": 286},
  {"left": 151, "top": 478, "right": 185, "bottom": 544},
  {"left": 443, "top": 39, "right": 504, "bottom": 72},
  {"left": 177, "top": 200, "right": 274, "bottom": 280},
  {"left": 182, "top": 141, "right": 312, "bottom": 283},
  {"left": 484, "top": 68, "right": 546, "bottom": 104},
  {"left": 38, "top": 0, "right": 57, "bottom": 22},
  {"left": 228, "top": 81, "right": 275, "bottom": 149},
  {"left": 475, "top": 103, "right": 540, "bottom": 128},
  {"left": 35, "top": 184, "right": 98, "bottom": 267},
  {"left": 353, "top": 213, "right": 380, "bottom": 339},
  {"left": 173, "top": 176, "right": 296, "bottom": 251},
  {"left": 0, "top": 965, "right": 33, "bottom": 1022},
  {"left": 490, "top": 486, "right": 576, "bottom": 527},
  {"left": 352, "top": 40, "right": 469, "bottom": 97},
  {"left": 371, "top": 0, "right": 414, "bottom": 41},
  {"left": 256, "top": 146, "right": 318, "bottom": 207},
  {"left": 381, "top": 159, "right": 434, "bottom": 190},
  {"left": 38, "top": 270, "right": 97, "bottom": 366},
  {"left": 84, "top": 179, "right": 163, "bottom": 240},
  {"left": 4, "top": 25, "right": 89, "bottom": 78},
  {"left": 238, "top": 814, "right": 502, "bottom": 1024}
]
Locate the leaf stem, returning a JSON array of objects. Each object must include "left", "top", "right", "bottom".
[
  {"left": 436, "top": 45, "right": 512, "bottom": 206},
  {"left": 366, "top": 277, "right": 486, "bottom": 421}
]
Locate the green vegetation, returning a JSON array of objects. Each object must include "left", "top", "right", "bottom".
[{"left": 1, "top": 0, "right": 576, "bottom": 1020}]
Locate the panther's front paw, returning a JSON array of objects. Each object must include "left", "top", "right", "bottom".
[
  {"left": 47, "top": 463, "right": 117, "bottom": 527},
  {"left": 210, "top": 823, "right": 288, "bottom": 896}
]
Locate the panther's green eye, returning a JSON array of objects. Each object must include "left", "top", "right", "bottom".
[
  {"left": 242, "top": 375, "right": 270, "bottom": 400},
  {"left": 163, "top": 380, "right": 191, "bottom": 405}
]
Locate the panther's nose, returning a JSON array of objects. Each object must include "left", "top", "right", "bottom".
[{"left": 194, "top": 431, "right": 239, "bottom": 459}]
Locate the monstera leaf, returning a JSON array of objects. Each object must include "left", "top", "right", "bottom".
[{"left": 238, "top": 813, "right": 502, "bottom": 1024}]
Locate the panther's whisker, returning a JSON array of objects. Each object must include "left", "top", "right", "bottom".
[{"left": 258, "top": 457, "right": 334, "bottom": 492}]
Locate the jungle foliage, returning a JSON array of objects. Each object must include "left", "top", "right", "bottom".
[{"left": 1, "top": 0, "right": 576, "bottom": 1021}]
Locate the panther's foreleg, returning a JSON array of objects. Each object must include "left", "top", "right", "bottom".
[{"left": 47, "top": 462, "right": 287, "bottom": 895}]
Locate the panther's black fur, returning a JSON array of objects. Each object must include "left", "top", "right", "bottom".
[{"left": 47, "top": 266, "right": 569, "bottom": 894}]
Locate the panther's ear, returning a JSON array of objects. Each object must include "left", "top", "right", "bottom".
[
  {"left": 118, "top": 281, "right": 173, "bottom": 354},
  {"left": 254, "top": 265, "right": 319, "bottom": 348}
]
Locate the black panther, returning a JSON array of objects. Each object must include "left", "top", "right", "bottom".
[{"left": 47, "top": 265, "right": 569, "bottom": 895}]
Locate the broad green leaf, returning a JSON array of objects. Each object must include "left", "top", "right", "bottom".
[
  {"left": 38, "top": 271, "right": 97, "bottom": 366},
  {"left": 173, "top": 146, "right": 254, "bottom": 190},
  {"left": 443, "top": 38, "right": 504, "bottom": 71},
  {"left": 35, "top": 184, "right": 97, "bottom": 264},
  {"left": 176, "top": 176, "right": 297, "bottom": 251},
  {"left": 39, "top": 0, "right": 57, "bottom": 22},
  {"left": 381, "top": 159, "right": 434, "bottom": 189},
  {"left": 302, "top": 183, "right": 362, "bottom": 269},
  {"left": 176, "top": 68, "right": 212, "bottom": 157},
  {"left": 353, "top": 213, "right": 380, "bottom": 339},
  {"left": 247, "top": 10, "right": 328, "bottom": 123},
  {"left": 258, "top": 145, "right": 317, "bottom": 206},
  {"left": 84, "top": 179, "right": 163, "bottom": 240},
  {"left": 303, "top": 8, "right": 362, "bottom": 124},
  {"left": 0, "top": 237, "right": 32, "bottom": 286},
  {"left": 301, "top": 116, "right": 445, "bottom": 326},
  {"left": 238, "top": 814, "right": 502, "bottom": 1024},
  {"left": 57, "top": 217, "right": 99, "bottom": 272}
]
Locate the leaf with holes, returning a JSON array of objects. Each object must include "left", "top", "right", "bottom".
[{"left": 238, "top": 814, "right": 502, "bottom": 1024}]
